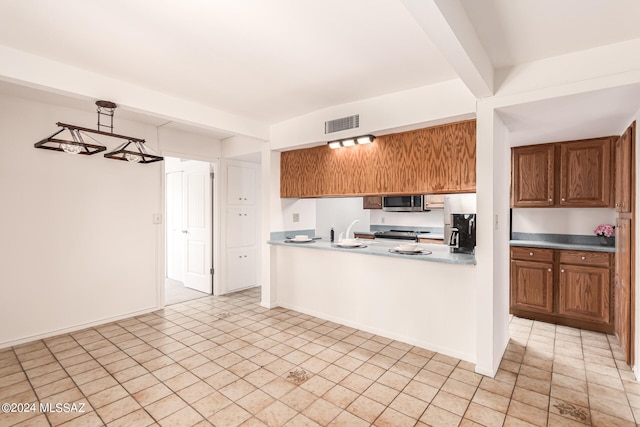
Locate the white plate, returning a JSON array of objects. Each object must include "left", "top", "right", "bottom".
[
  {"left": 337, "top": 241, "right": 362, "bottom": 247},
  {"left": 290, "top": 237, "right": 313, "bottom": 242},
  {"left": 395, "top": 246, "right": 422, "bottom": 252}
]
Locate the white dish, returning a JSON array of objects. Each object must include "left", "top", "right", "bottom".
[
  {"left": 290, "top": 237, "right": 312, "bottom": 242},
  {"left": 395, "top": 245, "right": 422, "bottom": 253},
  {"left": 337, "top": 241, "right": 362, "bottom": 247},
  {"left": 294, "top": 234, "right": 309, "bottom": 240},
  {"left": 398, "top": 243, "right": 419, "bottom": 251}
]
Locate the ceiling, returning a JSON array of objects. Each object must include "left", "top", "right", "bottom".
[{"left": 0, "top": 0, "right": 639, "bottom": 143}]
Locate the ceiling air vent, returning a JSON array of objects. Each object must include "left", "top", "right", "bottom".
[{"left": 325, "top": 114, "right": 359, "bottom": 134}]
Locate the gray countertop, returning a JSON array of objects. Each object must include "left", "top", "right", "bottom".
[
  {"left": 268, "top": 238, "right": 476, "bottom": 265},
  {"left": 510, "top": 240, "right": 615, "bottom": 253}
]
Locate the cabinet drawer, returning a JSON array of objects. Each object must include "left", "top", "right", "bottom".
[
  {"left": 559, "top": 250, "right": 611, "bottom": 268},
  {"left": 511, "top": 247, "right": 554, "bottom": 262}
]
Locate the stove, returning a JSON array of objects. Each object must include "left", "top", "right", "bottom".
[{"left": 373, "top": 230, "right": 429, "bottom": 241}]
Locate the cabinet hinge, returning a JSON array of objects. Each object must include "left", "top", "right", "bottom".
[
  {"left": 210, "top": 172, "right": 215, "bottom": 179},
  {"left": 210, "top": 268, "right": 214, "bottom": 275}
]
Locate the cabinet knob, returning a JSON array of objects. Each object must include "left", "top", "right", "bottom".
[
  {"left": 529, "top": 252, "right": 534, "bottom": 256},
  {"left": 581, "top": 256, "right": 586, "bottom": 260},
  {"left": 239, "top": 197, "right": 242, "bottom": 200},
  {"left": 548, "top": 198, "right": 553, "bottom": 202},
  {"left": 548, "top": 268, "right": 552, "bottom": 272},
  {"left": 561, "top": 198, "right": 565, "bottom": 202},
  {"left": 616, "top": 202, "right": 620, "bottom": 207},
  {"left": 561, "top": 269, "right": 565, "bottom": 273}
]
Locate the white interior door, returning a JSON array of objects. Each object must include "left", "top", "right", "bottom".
[
  {"left": 166, "top": 171, "right": 184, "bottom": 281},
  {"left": 183, "top": 161, "right": 213, "bottom": 294}
]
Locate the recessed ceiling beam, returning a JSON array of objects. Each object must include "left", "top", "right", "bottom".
[{"left": 402, "top": 0, "right": 494, "bottom": 98}]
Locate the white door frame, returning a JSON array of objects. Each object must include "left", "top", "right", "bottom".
[{"left": 162, "top": 155, "right": 220, "bottom": 305}]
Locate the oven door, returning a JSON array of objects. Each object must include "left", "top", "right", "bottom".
[{"left": 382, "top": 195, "right": 423, "bottom": 212}]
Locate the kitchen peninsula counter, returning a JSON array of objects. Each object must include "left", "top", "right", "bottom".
[{"left": 267, "top": 238, "right": 476, "bottom": 265}]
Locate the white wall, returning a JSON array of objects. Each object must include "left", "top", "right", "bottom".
[
  {"left": 159, "top": 127, "right": 221, "bottom": 161},
  {"left": 315, "top": 198, "right": 371, "bottom": 239},
  {"left": 370, "top": 210, "right": 445, "bottom": 229},
  {"left": 270, "top": 79, "right": 476, "bottom": 150},
  {"left": 275, "top": 246, "right": 477, "bottom": 362},
  {"left": 512, "top": 208, "right": 616, "bottom": 235},
  {"left": 0, "top": 94, "right": 163, "bottom": 347}
]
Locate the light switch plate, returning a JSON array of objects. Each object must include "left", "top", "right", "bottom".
[{"left": 292, "top": 213, "right": 300, "bottom": 223}]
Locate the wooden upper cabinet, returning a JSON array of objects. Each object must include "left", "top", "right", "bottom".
[
  {"left": 615, "top": 126, "right": 633, "bottom": 213},
  {"left": 559, "top": 138, "right": 612, "bottom": 207},
  {"left": 511, "top": 144, "right": 555, "bottom": 207},
  {"left": 280, "top": 120, "right": 476, "bottom": 198},
  {"left": 511, "top": 136, "right": 615, "bottom": 208}
]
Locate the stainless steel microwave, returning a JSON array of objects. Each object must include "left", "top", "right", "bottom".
[{"left": 382, "top": 195, "right": 424, "bottom": 212}]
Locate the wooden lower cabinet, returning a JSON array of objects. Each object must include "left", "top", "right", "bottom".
[
  {"left": 558, "top": 264, "right": 610, "bottom": 323},
  {"left": 510, "top": 246, "right": 614, "bottom": 333},
  {"left": 511, "top": 259, "right": 554, "bottom": 314}
]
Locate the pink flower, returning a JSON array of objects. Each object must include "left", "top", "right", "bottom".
[{"left": 594, "top": 224, "right": 615, "bottom": 237}]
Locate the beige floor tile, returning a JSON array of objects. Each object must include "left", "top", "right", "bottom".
[
  {"left": 255, "top": 401, "right": 297, "bottom": 427},
  {"left": 191, "top": 391, "right": 233, "bottom": 419},
  {"left": 145, "top": 393, "right": 187, "bottom": 420},
  {"left": 301, "top": 398, "right": 341, "bottom": 425},
  {"left": 362, "top": 382, "right": 399, "bottom": 406},
  {"left": 420, "top": 405, "right": 462, "bottom": 427},
  {"left": 87, "top": 384, "right": 129, "bottom": 409},
  {"left": 327, "top": 410, "right": 370, "bottom": 427},
  {"left": 464, "top": 402, "right": 506, "bottom": 427},
  {"left": 550, "top": 384, "right": 589, "bottom": 407},
  {"left": 472, "top": 388, "right": 510, "bottom": 413},
  {"left": 132, "top": 383, "right": 173, "bottom": 407},
  {"left": 507, "top": 400, "right": 548, "bottom": 427},
  {"left": 95, "top": 395, "right": 141, "bottom": 424},
  {"left": 107, "top": 408, "right": 155, "bottom": 427},
  {"left": 549, "top": 397, "right": 590, "bottom": 425},
  {"left": 346, "top": 395, "right": 386, "bottom": 423},
  {"left": 441, "top": 377, "right": 477, "bottom": 400},
  {"left": 283, "top": 413, "right": 321, "bottom": 427},
  {"left": 590, "top": 410, "right": 637, "bottom": 427},
  {"left": 431, "top": 390, "right": 471, "bottom": 417},
  {"left": 389, "top": 392, "right": 429, "bottom": 419}
]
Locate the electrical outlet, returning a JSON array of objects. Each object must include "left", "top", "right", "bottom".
[
  {"left": 153, "top": 213, "right": 162, "bottom": 224},
  {"left": 292, "top": 213, "right": 300, "bottom": 223},
  {"left": 381, "top": 216, "right": 385, "bottom": 224}
]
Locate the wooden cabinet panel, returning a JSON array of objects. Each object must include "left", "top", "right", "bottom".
[
  {"left": 559, "top": 264, "right": 610, "bottom": 323},
  {"left": 280, "top": 120, "right": 475, "bottom": 198},
  {"left": 511, "top": 145, "right": 555, "bottom": 207},
  {"left": 424, "top": 194, "right": 445, "bottom": 209},
  {"left": 418, "top": 238, "right": 444, "bottom": 244},
  {"left": 510, "top": 246, "right": 554, "bottom": 263},
  {"left": 615, "top": 127, "right": 633, "bottom": 213},
  {"left": 363, "top": 196, "right": 382, "bottom": 209},
  {"left": 511, "top": 259, "right": 554, "bottom": 313},
  {"left": 558, "top": 250, "right": 612, "bottom": 268},
  {"left": 559, "top": 138, "right": 612, "bottom": 207},
  {"left": 616, "top": 218, "right": 632, "bottom": 363}
]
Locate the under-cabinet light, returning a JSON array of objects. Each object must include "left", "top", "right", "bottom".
[{"left": 326, "top": 134, "right": 375, "bottom": 149}]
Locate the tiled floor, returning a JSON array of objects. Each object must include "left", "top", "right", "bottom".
[{"left": 1, "top": 288, "right": 639, "bottom": 427}]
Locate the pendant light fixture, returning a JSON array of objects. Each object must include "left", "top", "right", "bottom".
[{"left": 34, "top": 100, "right": 163, "bottom": 164}]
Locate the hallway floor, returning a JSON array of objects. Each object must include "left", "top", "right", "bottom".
[
  {"left": 164, "top": 278, "right": 210, "bottom": 306},
  {"left": 0, "top": 288, "right": 638, "bottom": 426}
]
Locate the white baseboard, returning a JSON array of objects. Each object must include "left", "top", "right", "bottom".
[
  {"left": 0, "top": 305, "right": 162, "bottom": 350},
  {"left": 277, "top": 301, "right": 476, "bottom": 365}
]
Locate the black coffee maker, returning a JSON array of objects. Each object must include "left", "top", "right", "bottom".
[{"left": 448, "top": 214, "right": 476, "bottom": 254}]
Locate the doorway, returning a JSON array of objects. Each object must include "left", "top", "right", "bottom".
[{"left": 165, "top": 157, "right": 214, "bottom": 305}]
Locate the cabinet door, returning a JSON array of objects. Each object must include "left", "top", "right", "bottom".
[
  {"left": 559, "top": 264, "right": 610, "bottom": 323},
  {"left": 424, "top": 194, "right": 445, "bottom": 209},
  {"left": 511, "top": 145, "right": 555, "bottom": 207},
  {"left": 510, "top": 260, "right": 554, "bottom": 313},
  {"left": 227, "top": 207, "right": 256, "bottom": 248},
  {"left": 363, "top": 196, "right": 382, "bottom": 209},
  {"left": 228, "top": 164, "right": 256, "bottom": 204},
  {"left": 615, "top": 127, "right": 632, "bottom": 213},
  {"left": 616, "top": 218, "right": 632, "bottom": 362},
  {"left": 559, "top": 138, "right": 612, "bottom": 207},
  {"left": 227, "top": 247, "right": 257, "bottom": 292}
]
